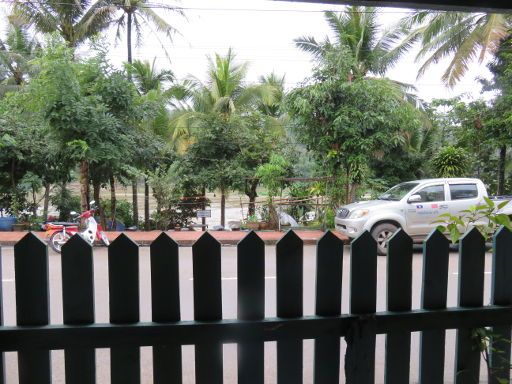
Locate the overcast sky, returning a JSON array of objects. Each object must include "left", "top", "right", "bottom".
[{"left": 2, "top": 0, "right": 492, "bottom": 102}]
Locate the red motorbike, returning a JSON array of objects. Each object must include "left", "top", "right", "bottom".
[{"left": 44, "top": 201, "right": 109, "bottom": 253}]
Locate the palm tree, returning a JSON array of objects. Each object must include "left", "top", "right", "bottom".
[
  {"left": 295, "top": 8, "right": 406, "bottom": 79},
  {"left": 171, "top": 48, "right": 278, "bottom": 227},
  {"left": 0, "top": 20, "right": 40, "bottom": 95},
  {"left": 92, "top": 0, "right": 183, "bottom": 227},
  {"left": 125, "top": 58, "right": 186, "bottom": 229},
  {"left": 94, "top": 0, "right": 183, "bottom": 64},
  {"left": 10, "top": 0, "right": 112, "bottom": 48},
  {"left": 397, "top": 11, "right": 511, "bottom": 86}
]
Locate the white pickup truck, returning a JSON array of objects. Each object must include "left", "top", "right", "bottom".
[{"left": 335, "top": 178, "right": 512, "bottom": 255}]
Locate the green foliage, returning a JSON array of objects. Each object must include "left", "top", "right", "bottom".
[
  {"left": 434, "top": 197, "right": 512, "bottom": 243},
  {"left": 50, "top": 185, "right": 81, "bottom": 221},
  {"left": 102, "top": 199, "right": 133, "bottom": 227},
  {"left": 431, "top": 146, "right": 469, "bottom": 178},
  {"left": 255, "top": 154, "right": 289, "bottom": 199},
  {"left": 286, "top": 51, "right": 422, "bottom": 191}
]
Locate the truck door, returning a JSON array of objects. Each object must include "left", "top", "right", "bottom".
[
  {"left": 405, "top": 183, "right": 448, "bottom": 236},
  {"left": 447, "top": 182, "right": 481, "bottom": 218}
]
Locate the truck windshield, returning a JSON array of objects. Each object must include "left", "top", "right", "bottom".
[{"left": 378, "top": 182, "right": 419, "bottom": 201}]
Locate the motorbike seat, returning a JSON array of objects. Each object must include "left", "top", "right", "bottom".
[{"left": 48, "top": 222, "right": 77, "bottom": 226}]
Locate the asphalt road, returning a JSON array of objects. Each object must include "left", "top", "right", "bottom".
[{"left": 1, "top": 245, "right": 495, "bottom": 383}]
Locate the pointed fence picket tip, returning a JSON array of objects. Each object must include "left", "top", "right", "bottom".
[
  {"left": 351, "top": 230, "right": 375, "bottom": 247},
  {"left": 387, "top": 228, "right": 413, "bottom": 247},
  {"left": 459, "top": 226, "right": 485, "bottom": 244},
  {"left": 109, "top": 233, "right": 139, "bottom": 249},
  {"left": 424, "top": 227, "right": 450, "bottom": 245},
  {"left": 238, "top": 230, "right": 264, "bottom": 246},
  {"left": 150, "top": 232, "right": 179, "bottom": 249},
  {"left": 493, "top": 225, "right": 512, "bottom": 243},
  {"left": 318, "top": 230, "right": 343, "bottom": 245},
  {"left": 193, "top": 231, "right": 220, "bottom": 249},
  {"left": 61, "top": 233, "right": 92, "bottom": 252},
  {"left": 14, "top": 231, "right": 47, "bottom": 251},
  {"left": 276, "top": 229, "right": 302, "bottom": 247}
]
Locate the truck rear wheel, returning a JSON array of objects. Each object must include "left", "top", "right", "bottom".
[{"left": 371, "top": 223, "right": 398, "bottom": 256}]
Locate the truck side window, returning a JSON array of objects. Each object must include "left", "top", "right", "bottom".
[
  {"left": 416, "top": 185, "right": 445, "bottom": 202},
  {"left": 449, "top": 184, "right": 478, "bottom": 200}
]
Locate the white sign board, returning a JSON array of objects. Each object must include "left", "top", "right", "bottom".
[{"left": 196, "top": 210, "right": 211, "bottom": 218}]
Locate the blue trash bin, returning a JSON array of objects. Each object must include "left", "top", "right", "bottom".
[{"left": 0, "top": 216, "right": 16, "bottom": 231}]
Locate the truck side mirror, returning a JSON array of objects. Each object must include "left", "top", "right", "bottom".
[{"left": 408, "top": 194, "right": 421, "bottom": 203}]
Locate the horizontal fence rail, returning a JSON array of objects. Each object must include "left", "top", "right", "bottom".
[{"left": 0, "top": 227, "right": 511, "bottom": 384}]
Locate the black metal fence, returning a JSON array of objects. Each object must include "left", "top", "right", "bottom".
[{"left": 0, "top": 227, "right": 511, "bottom": 383}]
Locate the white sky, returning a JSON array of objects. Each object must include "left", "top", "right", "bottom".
[{"left": 2, "top": 0, "right": 492, "bottom": 102}]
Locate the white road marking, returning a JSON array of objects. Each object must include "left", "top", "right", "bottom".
[
  {"left": 189, "top": 276, "right": 276, "bottom": 281},
  {"left": 452, "top": 272, "right": 491, "bottom": 275}
]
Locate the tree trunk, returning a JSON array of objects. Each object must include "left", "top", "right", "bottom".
[
  {"left": 144, "top": 177, "right": 150, "bottom": 230},
  {"left": 245, "top": 179, "right": 258, "bottom": 216},
  {"left": 80, "top": 160, "right": 90, "bottom": 211},
  {"left": 220, "top": 188, "right": 226, "bottom": 228},
  {"left": 132, "top": 178, "right": 139, "bottom": 228},
  {"left": 93, "top": 180, "right": 106, "bottom": 230},
  {"left": 497, "top": 145, "right": 507, "bottom": 195},
  {"left": 127, "top": 12, "right": 133, "bottom": 64},
  {"left": 43, "top": 182, "right": 50, "bottom": 221},
  {"left": 201, "top": 186, "right": 206, "bottom": 231},
  {"left": 110, "top": 175, "right": 116, "bottom": 230},
  {"left": 345, "top": 168, "right": 350, "bottom": 204}
]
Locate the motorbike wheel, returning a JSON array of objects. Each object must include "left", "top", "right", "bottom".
[
  {"left": 100, "top": 231, "right": 110, "bottom": 246},
  {"left": 49, "top": 231, "right": 71, "bottom": 253}
]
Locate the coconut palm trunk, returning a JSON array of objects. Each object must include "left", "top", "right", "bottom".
[
  {"left": 220, "top": 187, "right": 226, "bottom": 228},
  {"left": 80, "top": 160, "right": 90, "bottom": 211},
  {"left": 110, "top": 175, "right": 116, "bottom": 230},
  {"left": 497, "top": 145, "right": 507, "bottom": 195}
]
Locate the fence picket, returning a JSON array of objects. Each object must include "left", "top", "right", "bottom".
[
  {"left": 237, "top": 231, "right": 265, "bottom": 384},
  {"left": 276, "top": 230, "right": 303, "bottom": 384},
  {"left": 193, "top": 232, "right": 223, "bottom": 384},
  {"left": 14, "top": 233, "right": 51, "bottom": 384},
  {"left": 109, "top": 234, "right": 140, "bottom": 384},
  {"left": 489, "top": 227, "right": 512, "bottom": 384},
  {"left": 150, "top": 233, "right": 182, "bottom": 384},
  {"left": 419, "top": 229, "right": 450, "bottom": 384},
  {"left": 62, "top": 235, "right": 96, "bottom": 384},
  {"left": 385, "top": 229, "right": 413, "bottom": 384},
  {"left": 454, "top": 227, "right": 485, "bottom": 384},
  {"left": 346, "top": 231, "right": 377, "bottom": 384},
  {"left": 313, "top": 231, "right": 343, "bottom": 384},
  {"left": 0, "top": 245, "right": 4, "bottom": 384}
]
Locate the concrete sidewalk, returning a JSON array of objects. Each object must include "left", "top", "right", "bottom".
[{"left": 0, "top": 229, "right": 348, "bottom": 246}]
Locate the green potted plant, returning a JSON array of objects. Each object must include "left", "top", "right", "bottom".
[{"left": 245, "top": 214, "right": 260, "bottom": 230}]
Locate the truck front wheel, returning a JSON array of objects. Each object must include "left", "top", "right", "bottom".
[{"left": 371, "top": 223, "right": 398, "bottom": 256}]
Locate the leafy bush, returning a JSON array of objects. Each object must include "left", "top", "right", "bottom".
[
  {"left": 434, "top": 197, "right": 511, "bottom": 243},
  {"left": 50, "top": 185, "right": 81, "bottom": 221},
  {"left": 101, "top": 199, "right": 133, "bottom": 227},
  {"left": 431, "top": 146, "right": 469, "bottom": 178}
]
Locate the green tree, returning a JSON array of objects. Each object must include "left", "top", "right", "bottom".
[
  {"left": 482, "top": 38, "right": 512, "bottom": 194},
  {"left": 431, "top": 145, "right": 470, "bottom": 177},
  {"left": 94, "top": 0, "right": 183, "bottom": 64},
  {"left": 170, "top": 49, "right": 280, "bottom": 224},
  {"left": 125, "top": 58, "right": 185, "bottom": 229},
  {"left": 295, "top": 8, "right": 407, "bottom": 79},
  {"left": 27, "top": 41, "right": 136, "bottom": 212},
  {"left": 397, "top": 11, "right": 511, "bottom": 86},
  {"left": 286, "top": 49, "right": 423, "bottom": 202},
  {"left": 0, "top": 20, "right": 40, "bottom": 95},
  {"left": 10, "top": 0, "right": 112, "bottom": 48}
]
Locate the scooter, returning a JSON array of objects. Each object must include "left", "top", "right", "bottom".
[{"left": 45, "top": 201, "right": 110, "bottom": 253}]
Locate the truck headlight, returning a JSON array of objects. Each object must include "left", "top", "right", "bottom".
[{"left": 349, "top": 209, "right": 369, "bottom": 219}]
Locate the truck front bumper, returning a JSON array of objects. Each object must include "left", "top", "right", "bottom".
[{"left": 334, "top": 217, "right": 368, "bottom": 238}]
